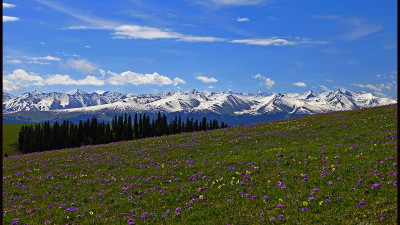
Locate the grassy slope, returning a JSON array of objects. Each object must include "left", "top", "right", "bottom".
[
  {"left": 3, "top": 104, "right": 397, "bottom": 224},
  {"left": 2, "top": 124, "right": 25, "bottom": 156}
]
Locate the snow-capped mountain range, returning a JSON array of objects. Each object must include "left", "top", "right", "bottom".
[{"left": 2, "top": 89, "right": 396, "bottom": 124}]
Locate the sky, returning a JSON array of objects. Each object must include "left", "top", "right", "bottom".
[{"left": 3, "top": 0, "right": 398, "bottom": 99}]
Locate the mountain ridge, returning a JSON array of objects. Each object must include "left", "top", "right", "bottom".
[{"left": 3, "top": 89, "right": 396, "bottom": 124}]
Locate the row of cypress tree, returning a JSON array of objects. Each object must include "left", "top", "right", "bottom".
[{"left": 18, "top": 113, "right": 228, "bottom": 154}]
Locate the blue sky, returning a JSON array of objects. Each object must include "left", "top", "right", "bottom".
[{"left": 3, "top": 0, "right": 397, "bottom": 99}]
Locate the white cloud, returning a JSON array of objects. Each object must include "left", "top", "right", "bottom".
[
  {"left": 3, "top": 79, "right": 22, "bottom": 92},
  {"left": 99, "top": 69, "right": 106, "bottom": 78},
  {"left": 3, "top": 16, "right": 19, "bottom": 22},
  {"left": 66, "top": 58, "right": 97, "bottom": 73},
  {"left": 5, "top": 69, "right": 44, "bottom": 82},
  {"left": 351, "top": 83, "right": 392, "bottom": 92},
  {"left": 293, "top": 82, "right": 307, "bottom": 87},
  {"left": 319, "top": 85, "right": 331, "bottom": 92},
  {"left": 31, "top": 55, "right": 61, "bottom": 61},
  {"left": 178, "top": 36, "right": 225, "bottom": 42},
  {"left": 252, "top": 73, "right": 275, "bottom": 89},
  {"left": 46, "top": 75, "right": 104, "bottom": 85},
  {"left": 28, "top": 61, "right": 50, "bottom": 65},
  {"left": 236, "top": 17, "right": 249, "bottom": 22},
  {"left": 3, "top": 69, "right": 105, "bottom": 91},
  {"left": 231, "top": 37, "right": 327, "bottom": 46},
  {"left": 3, "top": 3, "right": 16, "bottom": 8},
  {"left": 173, "top": 77, "right": 186, "bottom": 86},
  {"left": 376, "top": 74, "right": 382, "bottom": 78},
  {"left": 208, "top": 86, "right": 215, "bottom": 89},
  {"left": 373, "top": 92, "right": 389, "bottom": 98},
  {"left": 3, "top": 69, "right": 45, "bottom": 91},
  {"left": 107, "top": 71, "right": 174, "bottom": 86},
  {"left": 195, "top": 76, "right": 218, "bottom": 83},
  {"left": 326, "top": 79, "right": 334, "bottom": 82},
  {"left": 7, "top": 59, "right": 22, "bottom": 64},
  {"left": 111, "top": 25, "right": 225, "bottom": 42}
]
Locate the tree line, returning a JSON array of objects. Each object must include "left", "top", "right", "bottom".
[{"left": 18, "top": 113, "right": 228, "bottom": 154}]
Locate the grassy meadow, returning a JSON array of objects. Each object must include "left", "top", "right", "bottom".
[
  {"left": 3, "top": 124, "right": 26, "bottom": 157},
  {"left": 2, "top": 104, "right": 397, "bottom": 224}
]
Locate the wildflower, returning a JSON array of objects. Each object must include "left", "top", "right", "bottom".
[
  {"left": 372, "top": 184, "right": 381, "bottom": 189},
  {"left": 263, "top": 196, "right": 271, "bottom": 201},
  {"left": 270, "top": 217, "right": 276, "bottom": 221},
  {"left": 277, "top": 203, "right": 285, "bottom": 207},
  {"left": 128, "top": 218, "right": 135, "bottom": 224},
  {"left": 159, "top": 190, "right": 164, "bottom": 194},
  {"left": 260, "top": 212, "right": 264, "bottom": 217},
  {"left": 308, "top": 197, "right": 315, "bottom": 202},
  {"left": 303, "top": 201, "right": 308, "bottom": 206},
  {"left": 45, "top": 221, "right": 51, "bottom": 225},
  {"left": 96, "top": 215, "right": 101, "bottom": 218},
  {"left": 278, "top": 214, "right": 284, "bottom": 219},
  {"left": 359, "top": 201, "right": 365, "bottom": 206},
  {"left": 227, "top": 199, "right": 232, "bottom": 203},
  {"left": 358, "top": 179, "right": 363, "bottom": 184},
  {"left": 325, "top": 199, "right": 330, "bottom": 203},
  {"left": 175, "top": 207, "right": 181, "bottom": 213},
  {"left": 329, "top": 181, "right": 333, "bottom": 186},
  {"left": 302, "top": 207, "right": 308, "bottom": 211},
  {"left": 90, "top": 211, "right": 93, "bottom": 215}
]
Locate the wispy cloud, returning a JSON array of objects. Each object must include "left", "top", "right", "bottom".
[
  {"left": 319, "top": 85, "right": 331, "bottom": 92},
  {"left": 6, "top": 59, "right": 22, "bottom": 64},
  {"left": 3, "top": 3, "right": 16, "bottom": 8},
  {"left": 32, "top": 55, "right": 61, "bottom": 61},
  {"left": 231, "top": 37, "right": 327, "bottom": 46},
  {"left": 195, "top": 76, "right": 218, "bottom": 83},
  {"left": 252, "top": 73, "right": 275, "bottom": 89},
  {"left": 342, "top": 18, "right": 383, "bottom": 41},
  {"left": 326, "top": 79, "right": 334, "bottom": 83},
  {"left": 293, "top": 82, "right": 307, "bottom": 87},
  {"left": 37, "top": 0, "right": 224, "bottom": 43},
  {"left": 65, "top": 58, "right": 98, "bottom": 73},
  {"left": 3, "top": 16, "right": 19, "bottom": 22},
  {"left": 351, "top": 83, "right": 392, "bottom": 92},
  {"left": 236, "top": 17, "right": 250, "bottom": 22},
  {"left": 173, "top": 77, "right": 186, "bottom": 86}
]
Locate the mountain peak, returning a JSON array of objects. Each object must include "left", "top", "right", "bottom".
[{"left": 67, "top": 89, "right": 87, "bottom": 95}]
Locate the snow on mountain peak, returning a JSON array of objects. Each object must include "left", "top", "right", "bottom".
[
  {"left": 2, "top": 89, "right": 397, "bottom": 116},
  {"left": 67, "top": 89, "right": 87, "bottom": 95}
]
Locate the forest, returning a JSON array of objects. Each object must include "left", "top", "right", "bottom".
[{"left": 18, "top": 113, "right": 227, "bottom": 154}]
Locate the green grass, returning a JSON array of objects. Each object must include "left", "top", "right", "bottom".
[
  {"left": 2, "top": 104, "right": 397, "bottom": 224},
  {"left": 2, "top": 124, "right": 26, "bottom": 156}
]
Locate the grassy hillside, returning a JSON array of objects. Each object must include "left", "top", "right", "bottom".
[
  {"left": 3, "top": 104, "right": 397, "bottom": 224},
  {"left": 2, "top": 124, "right": 26, "bottom": 156}
]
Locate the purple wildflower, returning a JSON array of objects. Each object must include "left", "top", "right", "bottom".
[
  {"left": 372, "top": 184, "right": 381, "bottom": 189},
  {"left": 302, "top": 207, "right": 308, "bottom": 211}
]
